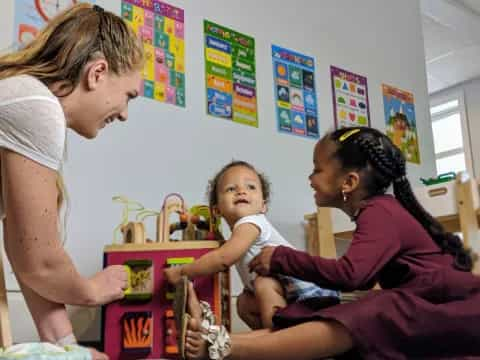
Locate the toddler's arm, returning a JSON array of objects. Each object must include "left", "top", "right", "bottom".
[{"left": 164, "top": 223, "right": 259, "bottom": 284}]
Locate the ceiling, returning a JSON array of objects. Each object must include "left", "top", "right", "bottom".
[{"left": 421, "top": 0, "right": 480, "bottom": 94}]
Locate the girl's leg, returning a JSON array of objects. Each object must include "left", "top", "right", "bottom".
[
  {"left": 236, "top": 289, "right": 262, "bottom": 330},
  {"left": 253, "top": 276, "right": 286, "bottom": 329},
  {"left": 185, "top": 316, "right": 353, "bottom": 360}
]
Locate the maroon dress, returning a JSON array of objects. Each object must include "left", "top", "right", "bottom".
[{"left": 271, "top": 195, "right": 480, "bottom": 359}]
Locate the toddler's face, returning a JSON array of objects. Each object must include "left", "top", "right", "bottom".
[
  {"left": 215, "top": 165, "right": 266, "bottom": 227},
  {"left": 309, "top": 140, "right": 344, "bottom": 207}
]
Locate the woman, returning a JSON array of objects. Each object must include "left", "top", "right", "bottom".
[{"left": 0, "top": 3, "right": 143, "bottom": 358}]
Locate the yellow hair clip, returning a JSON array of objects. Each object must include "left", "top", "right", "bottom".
[{"left": 339, "top": 128, "right": 361, "bottom": 142}]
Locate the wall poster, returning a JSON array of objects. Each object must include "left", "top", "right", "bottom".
[
  {"left": 204, "top": 20, "right": 257, "bottom": 127},
  {"left": 272, "top": 45, "right": 319, "bottom": 138},
  {"left": 331, "top": 66, "right": 370, "bottom": 129}
]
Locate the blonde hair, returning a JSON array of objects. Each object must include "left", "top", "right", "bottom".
[
  {"left": 0, "top": 3, "right": 144, "bottom": 92},
  {"left": 0, "top": 3, "right": 144, "bottom": 235}
]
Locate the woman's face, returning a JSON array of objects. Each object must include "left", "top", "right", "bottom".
[{"left": 67, "top": 65, "right": 141, "bottom": 139}]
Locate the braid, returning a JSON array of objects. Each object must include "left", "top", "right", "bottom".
[{"left": 330, "top": 127, "right": 474, "bottom": 271}]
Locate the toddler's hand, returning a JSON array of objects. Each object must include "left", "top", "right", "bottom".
[
  {"left": 89, "top": 265, "right": 128, "bottom": 305},
  {"left": 249, "top": 246, "right": 276, "bottom": 276},
  {"left": 164, "top": 266, "right": 183, "bottom": 285}
]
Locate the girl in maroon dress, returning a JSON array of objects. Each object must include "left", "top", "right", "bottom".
[{"left": 182, "top": 127, "right": 480, "bottom": 360}]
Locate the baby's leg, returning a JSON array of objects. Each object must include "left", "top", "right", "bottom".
[
  {"left": 253, "top": 276, "right": 286, "bottom": 329},
  {"left": 236, "top": 289, "right": 262, "bottom": 330}
]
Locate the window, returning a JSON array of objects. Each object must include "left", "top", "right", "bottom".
[{"left": 429, "top": 91, "right": 473, "bottom": 177}]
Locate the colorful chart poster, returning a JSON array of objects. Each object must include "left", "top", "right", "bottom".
[
  {"left": 272, "top": 45, "right": 319, "bottom": 139},
  {"left": 382, "top": 84, "right": 420, "bottom": 164},
  {"left": 331, "top": 66, "right": 370, "bottom": 129},
  {"left": 204, "top": 20, "right": 257, "bottom": 127},
  {"left": 13, "top": 1, "right": 94, "bottom": 49},
  {"left": 122, "top": 0, "right": 185, "bottom": 107}
]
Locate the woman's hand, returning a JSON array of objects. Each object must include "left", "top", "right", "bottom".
[
  {"left": 164, "top": 266, "right": 183, "bottom": 286},
  {"left": 248, "top": 246, "right": 276, "bottom": 276},
  {"left": 88, "top": 265, "right": 128, "bottom": 305}
]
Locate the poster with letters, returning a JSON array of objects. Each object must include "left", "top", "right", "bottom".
[
  {"left": 204, "top": 20, "right": 257, "bottom": 127},
  {"left": 122, "top": 0, "right": 185, "bottom": 107},
  {"left": 272, "top": 45, "right": 319, "bottom": 138}
]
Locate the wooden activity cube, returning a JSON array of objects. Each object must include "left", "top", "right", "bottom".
[{"left": 102, "top": 241, "right": 227, "bottom": 359}]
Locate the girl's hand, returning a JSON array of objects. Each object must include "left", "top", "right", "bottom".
[
  {"left": 164, "top": 266, "right": 183, "bottom": 285},
  {"left": 249, "top": 246, "right": 276, "bottom": 276},
  {"left": 88, "top": 265, "right": 128, "bottom": 305}
]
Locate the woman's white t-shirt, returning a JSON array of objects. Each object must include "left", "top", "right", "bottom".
[{"left": 0, "top": 75, "right": 66, "bottom": 218}]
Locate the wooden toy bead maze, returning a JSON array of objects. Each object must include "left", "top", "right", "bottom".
[{"left": 157, "top": 193, "right": 187, "bottom": 243}]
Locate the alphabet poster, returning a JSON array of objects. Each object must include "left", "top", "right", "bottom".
[
  {"left": 331, "top": 66, "right": 370, "bottom": 129},
  {"left": 272, "top": 45, "right": 319, "bottom": 139},
  {"left": 383, "top": 84, "right": 420, "bottom": 164},
  {"left": 122, "top": 0, "right": 185, "bottom": 107},
  {"left": 204, "top": 20, "right": 258, "bottom": 127}
]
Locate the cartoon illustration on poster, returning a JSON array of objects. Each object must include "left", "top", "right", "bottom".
[
  {"left": 272, "top": 45, "right": 319, "bottom": 138},
  {"left": 13, "top": 1, "right": 94, "bottom": 48},
  {"left": 330, "top": 66, "right": 370, "bottom": 129},
  {"left": 122, "top": 0, "right": 185, "bottom": 107},
  {"left": 204, "top": 20, "right": 257, "bottom": 127},
  {"left": 383, "top": 84, "right": 420, "bottom": 164}
]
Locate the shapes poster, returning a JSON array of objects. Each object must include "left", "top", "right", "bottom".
[
  {"left": 382, "top": 84, "right": 420, "bottom": 164},
  {"left": 204, "top": 20, "right": 257, "bottom": 127},
  {"left": 13, "top": 0, "right": 94, "bottom": 49},
  {"left": 272, "top": 45, "right": 319, "bottom": 139},
  {"left": 331, "top": 66, "right": 370, "bottom": 129},
  {"left": 122, "top": 0, "right": 185, "bottom": 107}
]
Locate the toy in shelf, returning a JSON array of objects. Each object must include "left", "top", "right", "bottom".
[
  {"left": 123, "top": 259, "right": 153, "bottom": 302},
  {"left": 163, "top": 309, "right": 178, "bottom": 356},
  {"left": 122, "top": 311, "right": 153, "bottom": 353},
  {"left": 164, "top": 257, "right": 194, "bottom": 300}
]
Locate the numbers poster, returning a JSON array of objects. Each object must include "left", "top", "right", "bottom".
[
  {"left": 204, "top": 20, "right": 258, "bottom": 127},
  {"left": 272, "top": 45, "right": 319, "bottom": 138},
  {"left": 122, "top": 0, "right": 185, "bottom": 107},
  {"left": 331, "top": 66, "right": 370, "bottom": 129},
  {"left": 382, "top": 84, "right": 420, "bottom": 164}
]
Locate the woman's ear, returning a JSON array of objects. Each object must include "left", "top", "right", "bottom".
[
  {"left": 342, "top": 171, "right": 360, "bottom": 195},
  {"left": 85, "top": 59, "right": 109, "bottom": 91}
]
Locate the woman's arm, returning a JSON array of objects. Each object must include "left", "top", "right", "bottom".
[
  {"left": 2, "top": 149, "right": 125, "bottom": 305},
  {"left": 165, "top": 223, "right": 259, "bottom": 284},
  {"left": 18, "top": 281, "right": 73, "bottom": 343}
]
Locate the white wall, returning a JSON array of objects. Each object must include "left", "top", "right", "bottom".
[
  {"left": 0, "top": 0, "right": 434, "bottom": 340},
  {"left": 430, "top": 77, "right": 480, "bottom": 178}
]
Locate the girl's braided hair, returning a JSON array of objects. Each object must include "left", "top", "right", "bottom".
[{"left": 326, "top": 126, "right": 474, "bottom": 271}]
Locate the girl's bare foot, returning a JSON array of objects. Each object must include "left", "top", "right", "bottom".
[{"left": 185, "top": 317, "right": 209, "bottom": 360}]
